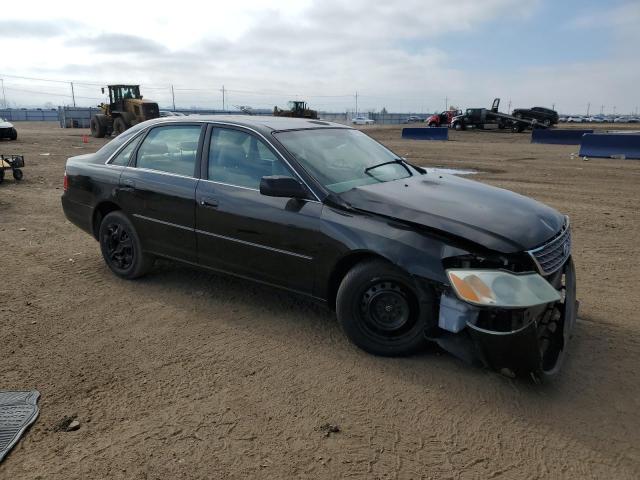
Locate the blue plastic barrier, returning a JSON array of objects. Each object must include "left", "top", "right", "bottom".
[
  {"left": 402, "top": 127, "right": 448, "bottom": 141},
  {"left": 531, "top": 129, "right": 593, "bottom": 145},
  {"left": 579, "top": 134, "right": 640, "bottom": 159}
]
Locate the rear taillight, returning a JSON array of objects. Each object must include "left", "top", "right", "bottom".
[{"left": 63, "top": 172, "right": 68, "bottom": 191}]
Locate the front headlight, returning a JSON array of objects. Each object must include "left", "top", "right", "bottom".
[{"left": 446, "top": 269, "right": 561, "bottom": 308}]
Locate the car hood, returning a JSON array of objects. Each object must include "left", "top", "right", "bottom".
[
  {"left": 339, "top": 173, "right": 565, "bottom": 253},
  {"left": 0, "top": 120, "right": 13, "bottom": 128}
]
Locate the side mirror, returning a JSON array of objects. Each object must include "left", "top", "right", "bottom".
[{"left": 260, "top": 176, "right": 308, "bottom": 199}]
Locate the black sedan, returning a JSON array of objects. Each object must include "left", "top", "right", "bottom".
[{"left": 62, "top": 116, "right": 577, "bottom": 379}]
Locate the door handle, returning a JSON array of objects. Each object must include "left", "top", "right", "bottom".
[
  {"left": 200, "top": 197, "right": 219, "bottom": 208},
  {"left": 122, "top": 179, "right": 136, "bottom": 188}
]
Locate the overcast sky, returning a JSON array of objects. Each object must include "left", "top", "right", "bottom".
[{"left": 1, "top": 0, "right": 639, "bottom": 114}]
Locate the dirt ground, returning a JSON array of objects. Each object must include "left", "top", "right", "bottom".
[{"left": 1, "top": 122, "right": 639, "bottom": 479}]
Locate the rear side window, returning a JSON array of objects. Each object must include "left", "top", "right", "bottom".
[
  {"left": 110, "top": 135, "right": 142, "bottom": 166},
  {"left": 135, "top": 125, "right": 201, "bottom": 177}
]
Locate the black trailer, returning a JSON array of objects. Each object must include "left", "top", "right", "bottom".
[{"left": 451, "top": 99, "right": 547, "bottom": 133}]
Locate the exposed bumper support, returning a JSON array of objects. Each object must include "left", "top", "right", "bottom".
[{"left": 430, "top": 258, "right": 578, "bottom": 379}]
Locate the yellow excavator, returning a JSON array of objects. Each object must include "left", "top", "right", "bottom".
[
  {"left": 90, "top": 85, "right": 160, "bottom": 137},
  {"left": 273, "top": 100, "right": 318, "bottom": 119}
]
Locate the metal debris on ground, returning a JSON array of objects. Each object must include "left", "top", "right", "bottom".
[
  {"left": 52, "top": 414, "right": 79, "bottom": 432},
  {"left": 317, "top": 423, "right": 340, "bottom": 437}
]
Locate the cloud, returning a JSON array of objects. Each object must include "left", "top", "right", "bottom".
[
  {"left": 65, "top": 33, "right": 168, "bottom": 54},
  {"left": 1, "top": 0, "right": 637, "bottom": 113},
  {"left": 0, "top": 19, "right": 81, "bottom": 38}
]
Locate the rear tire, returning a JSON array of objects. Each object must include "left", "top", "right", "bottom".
[
  {"left": 90, "top": 116, "right": 106, "bottom": 138},
  {"left": 454, "top": 122, "right": 465, "bottom": 131},
  {"left": 336, "top": 259, "right": 428, "bottom": 356},
  {"left": 12, "top": 169, "right": 23, "bottom": 181},
  {"left": 0, "top": 169, "right": 4, "bottom": 184},
  {"left": 113, "top": 117, "right": 127, "bottom": 136},
  {"left": 99, "top": 211, "right": 154, "bottom": 279}
]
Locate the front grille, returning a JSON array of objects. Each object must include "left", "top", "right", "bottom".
[{"left": 527, "top": 218, "right": 571, "bottom": 275}]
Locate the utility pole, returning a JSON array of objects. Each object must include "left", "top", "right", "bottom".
[
  {"left": 355, "top": 91, "right": 358, "bottom": 116},
  {"left": 445, "top": 96, "right": 448, "bottom": 111},
  {"left": 613, "top": 106, "right": 616, "bottom": 115},
  {"left": 171, "top": 85, "right": 176, "bottom": 111},
  {"left": 70, "top": 82, "right": 76, "bottom": 107},
  {"left": 508, "top": 99, "right": 512, "bottom": 114},
  {"left": 552, "top": 103, "right": 555, "bottom": 111},
  {"left": 586, "top": 102, "right": 591, "bottom": 117},
  {"left": 0, "top": 78, "right": 6, "bottom": 109},
  {"left": 600, "top": 105, "right": 604, "bottom": 115},
  {"left": 221, "top": 85, "right": 226, "bottom": 111}
]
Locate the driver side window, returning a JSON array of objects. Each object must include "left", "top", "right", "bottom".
[{"left": 208, "top": 128, "right": 291, "bottom": 189}]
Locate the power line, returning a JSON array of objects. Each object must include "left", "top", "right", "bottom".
[{"left": 2, "top": 85, "right": 102, "bottom": 101}]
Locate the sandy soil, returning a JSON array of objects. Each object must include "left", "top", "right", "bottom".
[{"left": 1, "top": 122, "right": 639, "bottom": 479}]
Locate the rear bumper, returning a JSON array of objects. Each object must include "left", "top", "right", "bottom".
[
  {"left": 0, "top": 127, "right": 14, "bottom": 138},
  {"left": 61, "top": 195, "right": 94, "bottom": 237}
]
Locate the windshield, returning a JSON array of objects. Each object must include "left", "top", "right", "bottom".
[{"left": 274, "top": 128, "right": 412, "bottom": 193}]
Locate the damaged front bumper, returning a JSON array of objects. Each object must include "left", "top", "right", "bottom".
[{"left": 430, "top": 258, "right": 577, "bottom": 379}]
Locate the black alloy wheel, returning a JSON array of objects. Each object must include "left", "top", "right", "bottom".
[
  {"left": 103, "top": 222, "right": 134, "bottom": 271},
  {"left": 99, "top": 211, "right": 153, "bottom": 279}
]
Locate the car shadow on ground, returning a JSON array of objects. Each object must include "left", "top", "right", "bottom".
[
  {"left": 133, "top": 259, "right": 640, "bottom": 466},
  {"left": 143, "top": 258, "right": 638, "bottom": 392}
]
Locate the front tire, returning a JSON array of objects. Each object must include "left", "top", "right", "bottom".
[
  {"left": 12, "top": 169, "right": 23, "bottom": 181},
  {"left": 113, "top": 117, "right": 127, "bottom": 136},
  {"left": 336, "top": 260, "right": 427, "bottom": 356},
  {"left": 99, "top": 211, "right": 153, "bottom": 279},
  {"left": 9, "top": 128, "right": 17, "bottom": 140},
  {"left": 90, "top": 116, "right": 106, "bottom": 138}
]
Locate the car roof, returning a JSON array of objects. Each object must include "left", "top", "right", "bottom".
[{"left": 142, "top": 115, "right": 350, "bottom": 134}]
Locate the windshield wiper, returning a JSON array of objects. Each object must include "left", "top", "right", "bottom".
[{"left": 364, "top": 158, "right": 412, "bottom": 176}]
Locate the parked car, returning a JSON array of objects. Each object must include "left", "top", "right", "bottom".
[
  {"left": 159, "top": 111, "right": 186, "bottom": 117},
  {"left": 426, "top": 110, "right": 462, "bottom": 127},
  {"left": 0, "top": 118, "right": 18, "bottom": 140},
  {"left": 352, "top": 116, "right": 375, "bottom": 125},
  {"left": 587, "top": 116, "right": 605, "bottom": 123},
  {"left": 61, "top": 116, "right": 576, "bottom": 379},
  {"left": 403, "top": 116, "right": 423, "bottom": 124},
  {"left": 613, "top": 117, "right": 629, "bottom": 123},
  {"left": 511, "top": 107, "right": 559, "bottom": 127},
  {"left": 566, "top": 116, "right": 585, "bottom": 123}
]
